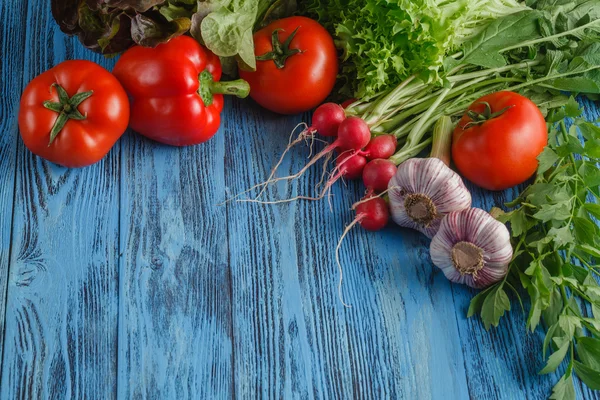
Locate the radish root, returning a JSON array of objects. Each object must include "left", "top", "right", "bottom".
[
  {"left": 336, "top": 215, "right": 364, "bottom": 308},
  {"left": 219, "top": 122, "right": 314, "bottom": 205},
  {"left": 255, "top": 122, "right": 310, "bottom": 199},
  {"left": 315, "top": 152, "right": 334, "bottom": 191},
  {"left": 351, "top": 186, "right": 401, "bottom": 209}
]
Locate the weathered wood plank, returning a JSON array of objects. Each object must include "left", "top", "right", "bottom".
[
  {"left": 2, "top": 1, "right": 600, "bottom": 397},
  {"left": 224, "top": 100, "right": 471, "bottom": 399},
  {"left": 116, "top": 107, "right": 232, "bottom": 397},
  {"left": 0, "top": 0, "right": 28, "bottom": 373},
  {"left": 0, "top": 1, "right": 120, "bottom": 398}
]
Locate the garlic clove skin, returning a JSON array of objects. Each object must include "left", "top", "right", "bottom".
[
  {"left": 430, "top": 207, "right": 513, "bottom": 289},
  {"left": 388, "top": 158, "right": 472, "bottom": 238}
]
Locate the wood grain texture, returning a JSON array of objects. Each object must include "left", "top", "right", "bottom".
[
  {"left": 223, "top": 100, "right": 471, "bottom": 399},
  {"left": 116, "top": 120, "right": 232, "bottom": 398},
  {"left": 0, "top": 0, "right": 28, "bottom": 371},
  {"left": 0, "top": 1, "right": 120, "bottom": 398},
  {"left": 1, "top": 1, "right": 600, "bottom": 398}
]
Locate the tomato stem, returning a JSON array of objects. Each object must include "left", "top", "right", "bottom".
[
  {"left": 462, "top": 101, "right": 513, "bottom": 129},
  {"left": 198, "top": 70, "right": 250, "bottom": 107},
  {"left": 42, "top": 83, "right": 93, "bottom": 146},
  {"left": 255, "top": 27, "right": 302, "bottom": 69}
]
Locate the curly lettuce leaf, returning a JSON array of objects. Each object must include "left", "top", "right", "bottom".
[{"left": 299, "top": 0, "right": 528, "bottom": 99}]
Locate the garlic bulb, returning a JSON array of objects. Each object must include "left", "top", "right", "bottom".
[
  {"left": 387, "top": 157, "right": 472, "bottom": 238},
  {"left": 430, "top": 207, "right": 513, "bottom": 288}
]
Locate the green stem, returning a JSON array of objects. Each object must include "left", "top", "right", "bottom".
[
  {"left": 403, "top": 86, "right": 453, "bottom": 149},
  {"left": 389, "top": 137, "right": 433, "bottom": 165},
  {"left": 573, "top": 253, "right": 600, "bottom": 277},
  {"left": 500, "top": 19, "right": 600, "bottom": 53},
  {"left": 360, "top": 61, "right": 536, "bottom": 134},
  {"left": 377, "top": 78, "right": 517, "bottom": 133},
  {"left": 390, "top": 116, "right": 420, "bottom": 139},
  {"left": 387, "top": 86, "right": 453, "bottom": 165},
  {"left": 198, "top": 70, "right": 250, "bottom": 106},
  {"left": 447, "top": 60, "right": 540, "bottom": 83},
  {"left": 363, "top": 75, "right": 419, "bottom": 125},
  {"left": 256, "top": 27, "right": 302, "bottom": 69},
  {"left": 503, "top": 238, "right": 525, "bottom": 284},
  {"left": 443, "top": 83, "right": 510, "bottom": 115},
  {"left": 370, "top": 89, "right": 430, "bottom": 132},
  {"left": 42, "top": 83, "right": 93, "bottom": 146},
  {"left": 209, "top": 79, "right": 251, "bottom": 97},
  {"left": 559, "top": 120, "right": 578, "bottom": 168},
  {"left": 508, "top": 66, "right": 600, "bottom": 93},
  {"left": 429, "top": 116, "right": 453, "bottom": 165},
  {"left": 561, "top": 285, "right": 569, "bottom": 305}
]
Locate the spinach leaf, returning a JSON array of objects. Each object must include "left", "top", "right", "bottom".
[{"left": 460, "top": 10, "right": 542, "bottom": 68}]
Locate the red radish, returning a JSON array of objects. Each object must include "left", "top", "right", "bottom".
[
  {"left": 341, "top": 98, "right": 357, "bottom": 109},
  {"left": 245, "top": 116, "right": 371, "bottom": 199},
  {"left": 354, "top": 197, "right": 390, "bottom": 231},
  {"left": 277, "top": 116, "right": 369, "bottom": 184},
  {"left": 336, "top": 152, "right": 367, "bottom": 180},
  {"left": 313, "top": 152, "right": 367, "bottom": 201},
  {"left": 230, "top": 103, "right": 348, "bottom": 201},
  {"left": 335, "top": 195, "right": 390, "bottom": 307},
  {"left": 336, "top": 117, "right": 371, "bottom": 151},
  {"left": 362, "top": 159, "right": 398, "bottom": 193},
  {"left": 230, "top": 110, "right": 372, "bottom": 204},
  {"left": 312, "top": 103, "right": 346, "bottom": 137},
  {"left": 363, "top": 135, "right": 397, "bottom": 160}
]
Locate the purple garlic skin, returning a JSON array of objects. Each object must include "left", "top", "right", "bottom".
[
  {"left": 388, "top": 158, "right": 472, "bottom": 238},
  {"left": 430, "top": 207, "right": 513, "bottom": 289}
]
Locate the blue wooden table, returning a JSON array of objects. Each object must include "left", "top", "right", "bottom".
[{"left": 1, "top": 2, "right": 599, "bottom": 399}]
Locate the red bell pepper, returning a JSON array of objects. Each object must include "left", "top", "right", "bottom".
[{"left": 113, "top": 36, "right": 250, "bottom": 146}]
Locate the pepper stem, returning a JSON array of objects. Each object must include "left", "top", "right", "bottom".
[
  {"left": 198, "top": 70, "right": 250, "bottom": 107},
  {"left": 42, "top": 83, "right": 93, "bottom": 146},
  {"left": 255, "top": 27, "right": 302, "bottom": 69},
  {"left": 429, "top": 115, "right": 453, "bottom": 166}
]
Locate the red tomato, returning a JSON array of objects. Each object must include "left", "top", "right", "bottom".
[
  {"left": 18, "top": 60, "right": 130, "bottom": 168},
  {"left": 452, "top": 91, "right": 547, "bottom": 191},
  {"left": 239, "top": 16, "right": 338, "bottom": 115}
]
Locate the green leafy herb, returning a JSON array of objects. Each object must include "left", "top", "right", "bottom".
[
  {"left": 550, "top": 365, "right": 576, "bottom": 400},
  {"left": 51, "top": 0, "right": 296, "bottom": 72},
  {"left": 480, "top": 285, "right": 511, "bottom": 329},
  {"left": 338, "top": 0, "right": 600, "bottom": 169},
  {"left": 299, "top": 0, "right": 529, "bottom": 99},
  {"left": 470, "top": 100, "right": 600, "bottom": 396}
]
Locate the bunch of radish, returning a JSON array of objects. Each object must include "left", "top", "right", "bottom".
[
  {"left": 232, "top": 102, "right": 399, "bottom": 204},
  {"left": 230, "top": 100, "right": 512, "bottom": 307}
]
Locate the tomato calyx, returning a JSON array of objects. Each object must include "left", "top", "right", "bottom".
[
  {"left": 255, "top": 27, "right": 302, "bottom": 69},
  {"left": 42, "top": 83, "right": 93, "bottom": 146},
  {"left": 463, "top": 101, "right": 513, "bottom": 129},
  {"left": 198, "top": 70, "right": 250, "bottom": 107}
]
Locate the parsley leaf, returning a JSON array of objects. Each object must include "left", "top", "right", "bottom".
[
  {"left": 472, "top": 101, "right": 600, "bottom": 396},
  {"left": 481, "top": 285, "right": 511, "bottom": 330}
]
